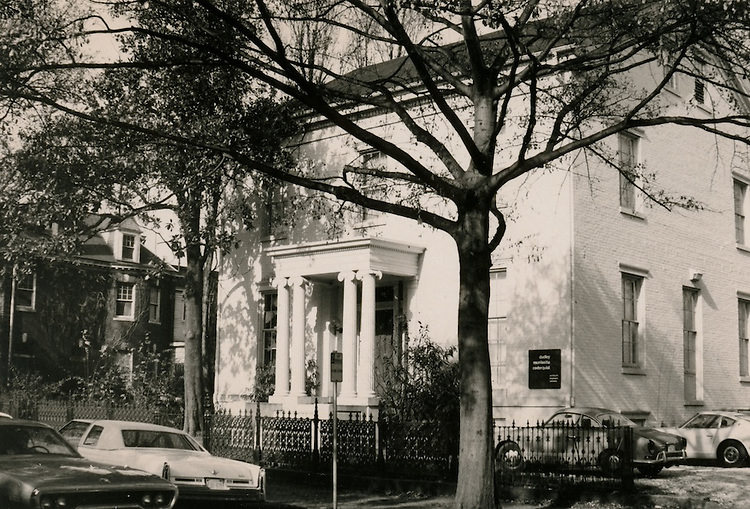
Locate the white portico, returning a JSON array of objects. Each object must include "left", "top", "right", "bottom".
[{"left": 266, "top": 238, "right": 424, "bottom": 410}]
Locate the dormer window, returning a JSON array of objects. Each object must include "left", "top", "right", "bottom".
[{"left": 122, "top": 234, "right": 136, "bottom": 260}]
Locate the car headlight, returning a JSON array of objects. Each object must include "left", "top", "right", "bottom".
[{"left": 647, "top": 440, "right": 657, "bottom": 456}]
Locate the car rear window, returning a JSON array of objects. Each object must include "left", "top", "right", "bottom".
[
  {"left": 83, "top": 425, "right": 104, "bottom": 446},
  {"left": 121, "top": 430, "right": 197, "bottom": 450}
]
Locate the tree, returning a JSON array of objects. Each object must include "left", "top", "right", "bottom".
[
  {"left": 2, "top": 0, "right": 297, "bottom": 433},
  {"left": 3, "top": 0, "right": 750, "bottom": 506}
]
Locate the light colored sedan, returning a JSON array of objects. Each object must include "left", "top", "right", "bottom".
[
  {"left": 661, "top": 411, "right": 750, "bottom": 467},
  {"left": 60, "top": 419, "right": 265, "bottom": 503}
]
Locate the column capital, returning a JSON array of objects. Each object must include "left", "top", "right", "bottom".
[
  {"left": 337, "top": 270, "right": 357, "bottom": 282},
  {"left": 356, "top": 270, "right": 383, "bottom": 281},
  {"left": 289, "top": 275, "right": 307, "bottom": 287},
  {"left": 272, "top": 276, "right": 289, "bottom": 288}
]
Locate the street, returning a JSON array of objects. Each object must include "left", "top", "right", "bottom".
[{"left": 173, "top": 464, "right": 750, "bottom": 508}]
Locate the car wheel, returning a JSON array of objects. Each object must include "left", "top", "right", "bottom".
[
  {"left": 598, "top": 448, "right": 623, "bottom": 476},
  {"left": 718, "top": 441, "right": 748, "bottom": 467},
  {"left": 637, "top": 464, "right": 663, "bottom": 477},
  {"left": 495, "top": 441, "right": 524, "bottom": 472}
]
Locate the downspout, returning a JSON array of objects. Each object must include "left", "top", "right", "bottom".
[
  {"left": 568, "top": 169, "right": 576, "bottom": 408},
  {"left": 7, "top": 265, "right": 16, "bottom": 384}
]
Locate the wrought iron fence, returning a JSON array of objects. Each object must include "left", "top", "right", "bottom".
[
  {"left": 0, "top": 397, "right": 182, "bottom": 430},
  {"left": 493, "top": 420, "right": 634, "bottom": 490},
  {"left": 0, "top": 396, "right": 637, "bottom": 488},
  {"left": 202, "top": 401, "right": 454, "bottom": 480}
]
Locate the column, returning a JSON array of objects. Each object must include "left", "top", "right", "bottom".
[
  {"left": 337, "top": 270, "right": 358, "bottom": 399},
  {"left": 271, "top": 277, "right": 290, "bottom": 401},
  {"left": 289, "top": 276, "right": 307, "bottom": 398},
  {"left": 357, "top": 270, "right": 381, "bottom": 400}
]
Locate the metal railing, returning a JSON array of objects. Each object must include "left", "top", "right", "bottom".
[{"left": 1, "top": 396, "right": 635, "bottom": 488}]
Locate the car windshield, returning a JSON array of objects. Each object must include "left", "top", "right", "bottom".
[
  {"left": 121, "top": 429, "right": 199, "bottom": 450},
  {"left": 0, "top": 424, "right": 78, "bottom": 457},
  {"left": 681, "top": 413, "right": 719, "bottom": 428},
  {"left": 596, "top": 413, "right": 637, "bottom": 427}
]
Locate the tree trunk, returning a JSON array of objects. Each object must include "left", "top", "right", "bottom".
[
  {"left": 182, "top": 214, "right": 204, "bottom": 436},
  {"left": 453, "top": 202, "right": 496, "bottom": 509}
]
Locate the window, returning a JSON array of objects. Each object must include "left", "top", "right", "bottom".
[
  {"left": 665, "top": 63, "right": 679, "bottom": 92},
  {"left": 122, "top": 233, "right": 135, "bottom": 260},
  {"left": 262, "top": 293, "right": 277, "bottom": 366},
  {"left": 734, "top": 179, "right": 747, "bottom": 245},
  {"left": 82, "top": 426, "right": 104, "bottom": 446},
  {"left": 694, "top": 60, "right": 705, "bottom": 105},
  {"left": 265, "top": 183, "right": 290, "bottom": 238},
  {"left": 115, "top": 282, "right": 135, "bottom": 319},
  {"left": 357, "top": 149, "right": 388, "bottom": 223},
  {"left": 14, "top": 272, "right": 36, "bottom": 311},
  {"left": 488, "top": 269, "right": 509, "bottom": 388},
  {"left": 683, "top": 288, "right": 699, "bottom": 401},
  {"left": 148, "top": 286, "right": 161, "bottom": 323},
  {"left": 618, "top": 133, "right": 639, "bottom": 212},
  {"left": 621, "top": 274, "right": 643, "bottom": 367},
  {"left": 739, "top": 299, "right": 750, "bottom": 377}
]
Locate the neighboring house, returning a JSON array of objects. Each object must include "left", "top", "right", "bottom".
[
  {"left": 214, "top": 45, "right": 750, "bottom": 427},
  {"left": 0, "top": 217, "right": 187, "bottom": 381}
]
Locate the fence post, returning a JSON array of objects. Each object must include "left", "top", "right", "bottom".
[
  {"left": 312, "top": 398, "right": 320, "bottom": 471},
  {"left": 255, "top": 400, "right": 262, "bottom": 463},
  {"left": 622, "top": 426, "right": 635, "bottom": 490},
  {"left": 377, "top": 415, "right": 387, "bottom": 475}
]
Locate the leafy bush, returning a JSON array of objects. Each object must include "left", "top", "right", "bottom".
[
  {"left": 252, "top": 363, "right": 275, "bottom": 402},
  {"left": 377, "top": 324, "right": 460, "bottom": 427}
]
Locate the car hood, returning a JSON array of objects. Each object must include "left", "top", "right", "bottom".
[
  {"left": 0, "top": 455, "right": 173, "bottom": 490},
  {"left": 122, "top": 449, "right": 261, "bottom": 478},
  {"left": 635, "top": 426, "right": 685, "bottom": 446}
]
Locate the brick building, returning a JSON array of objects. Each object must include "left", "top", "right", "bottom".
[
  {"left": 0, "top": 217, "right": 188, "bottom": 382},
  {"left": 214, "top": 46, "right": 750, "bottom": 427}
]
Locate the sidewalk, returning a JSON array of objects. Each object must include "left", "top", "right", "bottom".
[
  {"left": 262, "top": 470, "right": 543, "bottom": 508},
  {"left": 260, "top": 465, "right": 750, "bottom": 508}
]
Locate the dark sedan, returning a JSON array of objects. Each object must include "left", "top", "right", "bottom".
[
  {"left": 495, "top": 407, "right": 687, "bottom": 477},
  {"left": 0, "top": 419, "right": 177, "bottom": 509}
]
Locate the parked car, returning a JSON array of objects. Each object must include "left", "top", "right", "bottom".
[
  {"left": 0, "top": 418, "right": 177, "bottom": 509},
  {"left": 61, "top": 419, "right": 266, "bottom": 503},
  {"left": 659, "top": 410, "right": 750, "bottom": 467},
  {"left": 495, "top": 407, "right": 687, "bottom": 477}
]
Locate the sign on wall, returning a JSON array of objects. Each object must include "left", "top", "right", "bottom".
[{"left": 528, "top": 349, "right": 561, "bottom": 389}]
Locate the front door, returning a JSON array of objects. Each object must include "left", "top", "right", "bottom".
[{"left": 373, "top": 285, "right": 399, "bottom": 397}]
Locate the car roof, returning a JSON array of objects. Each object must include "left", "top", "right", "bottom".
[
  {"left": 0, "top": 419, "right": 54, "bottom": 429},
  {"left": 86, "top": 419, "right": 184, "bottom": 433},
  {"left": 695, "top": 410, "right": 750, "bottom": 419},
  {"left": 553, "top": 407, "right": 622, "bottom": 416}
]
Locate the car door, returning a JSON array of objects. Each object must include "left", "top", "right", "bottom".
[
  {"left": 544, "top": 412, "right": 582, "bottom": 463},
  {"left": 680, "top": 413, "right": 720, "bottom": 459}
]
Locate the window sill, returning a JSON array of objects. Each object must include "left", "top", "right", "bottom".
[
  {"left": 736, "top": 243, "right": 750, "bottom": 254},
  {"left": 621, "top": 366, "right": 646, "bottom": 375},
  {"left": 14, "top": 306, "right": 36, "bottom": 313},
  {"left": 619, "top": 208, "right": 646, "bottom": 220},
  {"left": 740, "top": 376, "right": 750, "bottom": 384},
  {"left": 684, "top": 400, "right": 705, "bottom": 407},
  {"left": 354, "top": 218, "right": 387, "bottom": 229},
  {"left": 113, "top": 316, "right": 135, "bottom": 322},
  {"left": 149, "top": 320, "right": 162, "bottom": 325}
]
